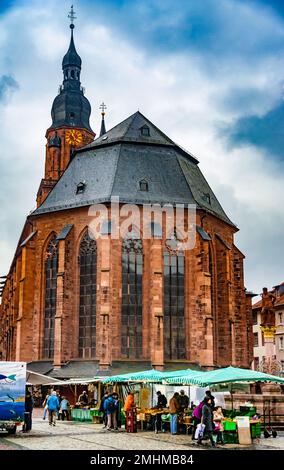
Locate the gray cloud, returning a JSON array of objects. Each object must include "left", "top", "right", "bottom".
[
  {"left": 221, "top": 99, "right": 284, "bottom": 160},
  {"left": 0, "top": 0, "right": 284, "bottom": 297},
  {"left": 0, "top": 75, "right": 19, "bottom": 102}
]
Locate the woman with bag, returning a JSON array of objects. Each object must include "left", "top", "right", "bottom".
[
  {"left": 197, "top": 396, "right": 216, "bottom": 447},
  {"left": 213, "top": 406, "right": 225, "bottom": 445}
]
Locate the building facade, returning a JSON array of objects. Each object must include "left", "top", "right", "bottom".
[
  {"left": 0, "top": 23, "right": 253, "bottom": 377},
  {"left": 252, "top": 282, "right": 284, "bottom": 375}
]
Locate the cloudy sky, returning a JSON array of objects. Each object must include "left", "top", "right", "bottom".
[{"left": 0, "top": 0, "right": 284, "bottom": 297}]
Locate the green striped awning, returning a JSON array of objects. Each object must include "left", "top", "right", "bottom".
[{"left": 164, "top": 366, "right": 284, "bottom": 386}]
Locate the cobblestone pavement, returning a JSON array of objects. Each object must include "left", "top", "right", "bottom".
[{"left": 1, "top": 416, "right": 283, "bottom": 450}]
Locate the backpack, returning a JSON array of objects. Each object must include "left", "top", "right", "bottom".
[
  {"left": 106, "top": 398, "right": 116, "bottom": 412},
  {"left": 193, "top": 401, "right": 204, "bottom": 420}
]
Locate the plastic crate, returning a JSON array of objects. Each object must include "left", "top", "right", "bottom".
[
  {"left": 223, "top": 420, "right": 237, "bottom": 431},
  {"left": 250, "top": 423, "right": 261, "bottom": 439},
  {"left": 223, "top": 432, "right": 238, "bottom": 444}
]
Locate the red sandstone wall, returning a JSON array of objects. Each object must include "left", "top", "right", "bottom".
[{"left": 0, "top": 206, "right": 252, "bottom": 369}]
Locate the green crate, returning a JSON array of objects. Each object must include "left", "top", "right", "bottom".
[
  {"left": 250, "top": 423, "right": 261, "bottom": 438},
  {"left": 223, "top": 432, "right": 238, "bottom": 444},
  {"left": 120, "top": 410, "right": 125, "bottom": 425},
  {"left": 223, "top": 421, "right": 237, "bottom": 431}
]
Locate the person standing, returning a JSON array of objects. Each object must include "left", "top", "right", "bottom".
[
  {"left": 78, "top": 390, "right": 89, "bottom": 407},
  {"left": 213, "top": 406, "right": 225, "bottom": 445},
  {"left": 99, "top": 391, "right": 109, "bottom": 428},
  {"left": 23, "top": 390, "right": 34, "bottom": 432},
  {"left": 124, "top": 392, "right": 137, "bottom": 433},
  {"left": 59, "top": 396, "right": 70, "bottom": 421},
  {"left": 197, "top": 396, "right": 215, "bottom": 447},
  {"left": 104, "top": 392, "right": 118, "bottom": 430},
  {"left": 124, "top": 392, "right": 135, "bottom": 412},
  {"left": 112, "top": 392, "right": 122, "bottom": 428},
  {"left": 169, "top": 392, "right": 180, "bottom": 435},
  {"left": 155, "top": 391, "right": 167, "bottom": 433},
  {"left": 156, "top": 391, "right": 167, "bottom": 408},
  {"left": 47, "top": 391, "right": 60, "bottom": 426},
  {"left": 42, "top": 391, "right": 50, "bottom": 420},
  {"left": 178, "top": 390, "right": 189, "bottom": 411}
]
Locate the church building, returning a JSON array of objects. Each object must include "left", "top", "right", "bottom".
[{"left": 0, "top": 18, "right": 254, "bottom": 378}]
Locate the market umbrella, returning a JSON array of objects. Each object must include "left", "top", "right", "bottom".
[
  {"left": 160, "top": 369, "right": 199, "bottom": 380},
  {"left": 103, "top": 369, "right": 164, "bottom": 384},
  {"left": 164, "top": 366, "right": 284, "bottom": 387}
]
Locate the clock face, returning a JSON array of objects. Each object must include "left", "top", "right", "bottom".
[{"left": 65, "top": 129, "right": 83, "bottom": 147}]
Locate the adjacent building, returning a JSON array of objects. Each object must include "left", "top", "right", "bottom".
[{"left": 252, "top": 282, "right": 284, "bottom": 374}]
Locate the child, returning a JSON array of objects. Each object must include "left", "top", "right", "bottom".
[{"left": 213, "top": 406, "right": 225, "bottom": 445}]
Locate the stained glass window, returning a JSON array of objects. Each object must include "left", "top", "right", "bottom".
[
  {"left": 78, "top": 232, "right": 97, "bottom": 358},
  {"left": 164, "top": 250, "right": 185, "bottom": 359},
  {"left": 121, "top": 236, "right": 143, "bottom": 358},
  {"left": 43, "top": 236, "right": 58, "bottom": 359}
]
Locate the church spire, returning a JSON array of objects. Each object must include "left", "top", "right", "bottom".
[
  {"left": 49, "top": 6, "right": 94, "bottom": 133},
  {"left": 99, "top": 102, "right": 107, "bottom": 137},
  {"left": 62, "top": 6, "right": 82, "bottom": 86}
]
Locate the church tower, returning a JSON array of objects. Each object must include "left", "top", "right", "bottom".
[{"left": 37, "top": 7, "right": 95, "bottom": 206}]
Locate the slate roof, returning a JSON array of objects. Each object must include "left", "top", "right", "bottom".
[
  {"left": 27, "top": 361, "right": 54, "bottom": 375},
  {"left": 62, "top": 29, "right": 82, "bottom": 69},
  {"left": 27, "top": 360, "right": 203, "bottom": 380},
  {"left": 33, "top": 111, "right": 235, "bottom": 227},
  {"left": 47, "top": 361, "right": 99, "bottom": 379}
]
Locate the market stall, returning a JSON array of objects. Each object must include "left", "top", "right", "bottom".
[{"left": 164, "top": 366, "right": 284, "bottom": 442}]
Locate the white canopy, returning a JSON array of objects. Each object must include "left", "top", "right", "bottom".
[{"left": 26, "top": 370, "right": 61, "bottom": 385}]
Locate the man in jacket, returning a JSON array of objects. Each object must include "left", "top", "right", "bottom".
[
  {"left": 169, "top": 392, "right": 181, "bottom": 435},
  {"left": 47, "top": 391, "right": 60, "bottom": 426}
]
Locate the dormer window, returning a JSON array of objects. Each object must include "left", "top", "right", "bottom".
[
  {"left": 139, "top": 179, "right": 148, "bottom": 191},
  {"left": 76, "top": 181, "right": 86, "bottom": 194},
  {"left": 141, "top": 125, "right": 150, "bottom": 137},
  {"left": 203, "top": 193, "right": 211, "bottom": 205}
]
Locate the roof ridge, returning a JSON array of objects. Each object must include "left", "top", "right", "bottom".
[{"left": 109, "top": 144, "right": 122, "bottom": 197}]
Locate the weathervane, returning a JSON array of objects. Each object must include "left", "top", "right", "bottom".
[
  {"left": 68, "top": 5, "right": 77, "bottom": 29},
  {"left": 99, "top": 102, "right": 107, "bottom": 116}
]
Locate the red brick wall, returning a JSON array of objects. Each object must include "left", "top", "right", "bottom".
[{"left": 0, "top": 206, "right": 253, "bottom": 369}]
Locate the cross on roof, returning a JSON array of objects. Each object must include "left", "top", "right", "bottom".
[
  {"left": 68, "top": 5, "right": 77, "bottom": 27},
  {"left": 99, "top": 102, "right": 107, "bottom": 115}
]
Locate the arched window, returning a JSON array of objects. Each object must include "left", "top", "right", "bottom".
[
  {"left": 43, "top": 236, "right": 58, "bottom": 359},
  {"left": 121, "top": 235, "right": 143, "bottom": 358},
  {"left": 164, "top": 247, "right": 185, "bottom": 359},
  {"left": 209, "top": 243, "right": 214, "bottom": 315},
  {"left": 78, "top": 232, "right": 97, "bottom": 358}
]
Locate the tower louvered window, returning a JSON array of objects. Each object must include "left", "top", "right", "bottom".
[
  {"left": 78, "top": 232, "right": 97, "bottom": 358},
  {"left": 43, "top": 236, "right": 58, "bottom": 359},
  {"left": 121, "top": 236, "right": 143, "bottom": 358},
  {"left": 164, "top": 249, "right": 185, "bottom": 359}
]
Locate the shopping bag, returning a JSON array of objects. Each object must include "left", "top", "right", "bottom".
[{"left": 195, "top": 423, "right": 205, "bottom": 439}]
